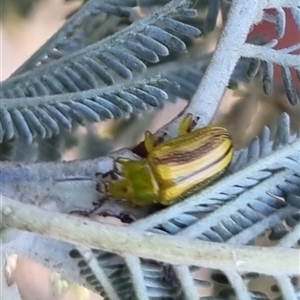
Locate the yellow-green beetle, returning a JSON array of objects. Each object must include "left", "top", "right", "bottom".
[{"left": 105, "top": 114, "right": 233, "bottom": 206}]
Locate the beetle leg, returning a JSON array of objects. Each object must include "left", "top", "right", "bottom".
[
  {"left": 178, "top": 113, "right": 200, "bottom": 136},
  {"left": 76, "top": 199, "right": 107, "bottom": 216},
  {"left": 104, "top": 158, "right": 128, "bottom": 179},
  {"left": 115, "top": 157, "right": 130, "bottom": 164},
  {"left": 111, "top": 159, "right": 122, "bottom": 177},
  {"left": 96, "top": 210, "right": 136, "bottom": 224},
  {"left": 69, "top": 197, "right": 108, "bottom": 216},
  {"left": 141, "top": 114, "right": 199, "bottom": 155},
  {"left": 69, "top": 209, "right": 92, "bottom": 216},
  {"left": 115, "top": 157, "right": 130, "bottom": 175},
  {"left": 144, "top": 131, "right": 157, "bottom": 153}
]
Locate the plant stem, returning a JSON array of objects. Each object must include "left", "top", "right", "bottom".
[
  {"left": 188, "top": 0, "right": 261, "bottom": 126},
  {"left": 1, "top": 195, "right": 299, "bottom": 276},
  {"left": 242, "top": 44, "right": 299, "bottom": 68}
]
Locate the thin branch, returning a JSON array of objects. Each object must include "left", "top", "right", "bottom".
[
  {"left": 274, "top": 275, "right": 298, "bottom": 300},
  {"left": 1, "top": 195, "right": 299, "bottom": 276},
  {"left": 242, "top": 44, "right": 299, "bottom": 68},
  {"left": 265, "top": 0, "right": 300, "bottom": 9},
  {"left": 0, "top": 149, "right": 133, "bottom": 184},
  {"left": 277, "top": 224, "right": 300, "bottom": 248},
  {"left": 223, "top": 270, "right": 251, "bottom": 300},
  {"left": 173, "top": 265, "right": 199, "bottom": 300},
  {"left": 0, "top": 82, "right": 136, "bottom": 110},
  {"left": 76, "top": 246, "right": 121, "bottom": 300},
  {"left": 227, "top": 206, "right": 295, "bottom": 245},
  {"left": 124, "top": 255, "right": 149, "bottom": 300}
]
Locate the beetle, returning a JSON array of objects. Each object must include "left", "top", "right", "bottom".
[{"left": 103, "top": 114, "right": 233, "bottom": 206}]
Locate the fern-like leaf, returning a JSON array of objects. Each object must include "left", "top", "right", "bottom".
[
  {"left": 0, "top": 0, "right": 201, "bottom": 99},
  {"left": 0, "top": 78, "right": 178, "bottom": 143},
  {"left": 10, "top": 0, "right": 138, "bottom": 76},
  {"left": 245, "top": 7, "right": 300, "bottom": 106}
]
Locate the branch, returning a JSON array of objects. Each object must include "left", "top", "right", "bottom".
[
  {"left": 275, "top": 275, "right": 298, "bottom": 300},
  {"left": 265, "top": 0, "right": 300, "bottom": 8},
  {"left": 242, "top": 44, "right": 300, "bottom": 68},
  {"left": 223, "top": 270, "right": 251, "bottom": 300},
  {"left": 1, "top": 195, "right": 299, "bottom": 276},
  {"left": 123, "top": 255, "right": 149, "bottom": 299},
  {"left": 227, "top": 206, "right": 295, "bottom": 245},
  {"left": 168, "top": 0, "right": 298, "bottom": 131},
  {"left": 277, "top": 223, "right": 300, "bottom": 247},
  {"left": 0, "top": 149, "right": 134, "bottom": 184},
  {"left": 173, "top": 265, "right": 199, "bottom": 300},
  {"left": 186, "top": 0, "right": 261, "bottom": 127},
  {"left": 75, "top": 246, "right": 121, "bottom": 300}
]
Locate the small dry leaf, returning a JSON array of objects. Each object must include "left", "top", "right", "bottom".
[
  {"left": 4, "top": 254, "right": 18, "bottom": 286},
  {"left": 71, "top": 284, "right": 90, "bottom": 300},
  {"left": 50, "top": 272, "right": 70, "bottom": 296},
  {"left": 50, "top": 271, "right": 90, "bottom": 300}
]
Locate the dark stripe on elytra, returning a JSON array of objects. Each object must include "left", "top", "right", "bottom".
[
  {"left": 154, "top": 133, "right": 231, "bottom": 165},
  {"left": 175, "top": 143, "right": 233, "bottom": 182}
]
